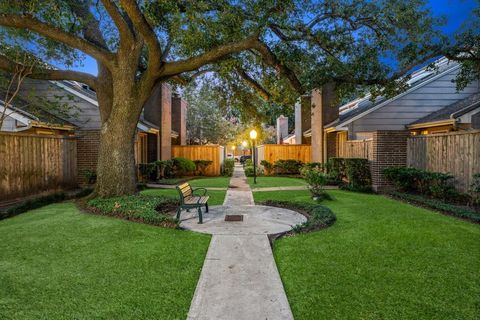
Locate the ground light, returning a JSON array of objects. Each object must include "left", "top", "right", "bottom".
[{"left": 249, "top": 129, "right": 257, "bottom": 184}]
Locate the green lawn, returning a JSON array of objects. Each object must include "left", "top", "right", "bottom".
[
  {"left": 247, "top": 176, "right": 306, "bottom": 188},
  {"left": 0, "top": 203, "right": 210, "bottom": 320},
  {"left": 188, "top": 176, "right": 231, "bottom": 188},
  {"left": 255, "top": 190, "right": 480, "bottom": 320},
  {"left": 141, "top": 188, "right": 226, "bottom": 205}
]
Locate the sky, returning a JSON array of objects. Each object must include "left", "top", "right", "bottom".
[{"left": 66, "top": 0, "right": 477, "bottom": 76}]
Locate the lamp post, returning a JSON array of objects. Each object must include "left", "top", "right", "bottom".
[{"left": 249, "top": 129, "right": 258, "bottom": 184}]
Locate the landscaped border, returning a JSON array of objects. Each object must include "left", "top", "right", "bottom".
[
  {"left": 388, "top": 192, "right": 480, "bottom": 224},
  {"left": 259, "top": 200, "right": 336, "bottom": 239}
]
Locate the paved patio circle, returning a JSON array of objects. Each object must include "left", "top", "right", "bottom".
[{"left": 180, "top": 205, "right": 307, "bottom": 235}]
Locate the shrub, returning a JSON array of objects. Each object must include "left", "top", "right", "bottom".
[
  {"left": 469, "top": 173, "right": 480, "bottom": 206},
  {"left": 87, "top": 195, "right": 179, "bottom": 228},
  {"left": 260, "top": 160, "right": 274, "bottom": 175},
  {"left": 302, "top": 162, "right": 324, "bottom": 171},
  {"left": 0, "top": 192, "right": 66, "bottom": 220},
  {"left": 391, "top": 192, "right": 480, "bottom": 223},
  {"left": 301, "top": 167, "right": 330, "bottom": 201},
  {"left": 155, "top": 160, "right": 174, "bottom": 179},
  {"left": 138, "top": 163, "right": 157, "bottom": 181},
  {"left": 244, "top": 158, "right": 253, "bottom": 167},
  {"left": 223, "top": 158, "right": 235, "bottom": 176},
  {"left": 259, "top": 200, "right": 336, "bottom": 233},
  {"left": 273, "top": 159, "right": 303, "bottom": 175},
  {"left": 82, "top": 169, "right": 97, "bottom": 184},
  {"left": 172, "top": 157, "right": 196, "bottom": 176},
  {"left": 383, "top": 167, "right": 460, "bottom": 201},
  {"left": 326, "top": 158, "right": 346, "bottom": 184},
  {"left": 343, "top": 158, "right": 372, "bottom": 192},
  {"left": 193, "top": 160, "right": 213, "bottom": 176},
  {"left": 244, "top": 165, "right": 263, "bottom": 177}
]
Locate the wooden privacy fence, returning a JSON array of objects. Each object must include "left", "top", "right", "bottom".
[
  {"left": 256, "top": 144, "right": 312, "bottom": 165},
  {"left": 338, "top": 139, "right": 374, "bottom": 160},
  {"left": 172, "top": 145, "right": 225, "bottom": 176},
  {"left": 407, "top": 130, "right": 480, "bottom": 192},
  {"left": 0, "top": 132, "right": 77, "bottom": 202}
]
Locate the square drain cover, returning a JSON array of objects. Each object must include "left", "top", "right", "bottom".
[{"left": 225, "top": 215, "right": 243, "bottom": 222}]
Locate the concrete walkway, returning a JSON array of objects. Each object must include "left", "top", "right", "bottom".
[{"left": 182, "top": 164, "right": 305, "bottom": 320}]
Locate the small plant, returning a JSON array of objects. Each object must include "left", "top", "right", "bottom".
[
  {"left": 301, "top": 167, "right": 330, "bottom": 201},
  {"left": 260, "top": 160, "right": 274, "bottom": 175},
  {"left": 82, "top": 169, "right": 97, "bottom": 184},
  {"left": 87, "top": 195, "right": 179, "bottom": 228},
  {"left": 244, "top": 158, "right": 253, "bottom": 167},
  {"left": 193, "top": 160, "right": 213, "bottom": 176},
  {"left": 223, "top": 158, "right": 235, "bottom": 176}
]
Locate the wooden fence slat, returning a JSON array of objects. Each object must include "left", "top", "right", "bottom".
[
  {"left": 407, "top": 130, "right": 480, "bottom": 192},
  {"left": 171, "top": 145, "right": 224, "bottom": 176},
  {"left": 0, "top": 132, "right": 77, "bottom": 202}
]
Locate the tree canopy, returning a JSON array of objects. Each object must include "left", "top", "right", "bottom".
[{"left": 0, "top": 0, "right": 466, "bottom": 196}]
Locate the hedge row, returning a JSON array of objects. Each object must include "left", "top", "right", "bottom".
[
  {"left": 87, "top": 195, "right": 179, "bottom": 228},
  {"left": 391, "top": 192, "right": 480, "bottom": 223},
  {"left": 0, "top": 188, "right": 93, "bottom": 220},
  {"left": 259, "top": 200, "right": 336, "bottom": 233}
]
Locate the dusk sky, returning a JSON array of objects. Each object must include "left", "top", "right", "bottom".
[{"left": 66, "top": 0, "right": 477, "bottom": 76}]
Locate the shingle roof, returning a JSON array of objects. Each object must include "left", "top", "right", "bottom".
[
  {"left": 0, "top": 89, "right": 75, "bottom": 127},
  {"left": 409, "top": 92, "right": 480, "bottom": 125}
]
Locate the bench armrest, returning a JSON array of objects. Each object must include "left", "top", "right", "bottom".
[{"left": 192, "top": 187, "right": 208, "bottom": 196}]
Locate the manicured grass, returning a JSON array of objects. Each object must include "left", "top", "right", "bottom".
[
  {"left": 247, "top": 176, "right": 306, "bottom": 188},
  {"left": 255, "top": 190, "right": 480, "bottom": 320},
  {"left": 141, "top": 188, "right": 226, "bottom": 205},
  {"left": 188, "top": 176, "right": 231, "bottom": 188},
  {"left": 0, "top": 203, "right": 210, "bottom": 320}
]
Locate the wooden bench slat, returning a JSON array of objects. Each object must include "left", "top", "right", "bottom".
[{"left": 176, "top": 182, "right": 209, "bottom": 224}]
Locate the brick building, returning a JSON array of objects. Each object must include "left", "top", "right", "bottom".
[
  {"left": 280, "top": 57, "right": 480, "bottom": 190},
  {"left": 8, "top": 79, "right": 188, "bottom": 185}
]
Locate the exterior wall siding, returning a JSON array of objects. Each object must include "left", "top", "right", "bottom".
[{"left": 350, "top": 69, "right": 479, "bottom": 133}]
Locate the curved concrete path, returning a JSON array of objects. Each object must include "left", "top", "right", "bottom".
[{"left": 182, "top": 164, "right": 305, "bottom": 320}]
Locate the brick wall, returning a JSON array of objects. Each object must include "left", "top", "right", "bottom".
[
  {"left": 371, "top": 130, "right": 409, "bottom": 191},
  {"left": 76, "top": 129, "right": 100, "bottom": 185}
]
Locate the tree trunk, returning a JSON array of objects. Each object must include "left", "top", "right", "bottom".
[{"left": 94, "top": 94, "right": 141, "bottom": 197}]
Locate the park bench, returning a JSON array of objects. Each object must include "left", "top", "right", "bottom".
[{"left": 176, "top": 182, "right": 209, "bottom": 224}]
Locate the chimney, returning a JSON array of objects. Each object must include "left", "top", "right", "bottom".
[
  {"left": 172, "top": 94, "right": 188, "bottom": 145},
  {"left": 276, "top": 115, "right": 288, "bottom": 144},
  {"left": 311, "top": 83, "right": 338, "bottom": 162},
  {"left": 294, "top": 95, "right": 312, "bottom": 144},
  {"left": 143, "top": 82, "right": 172, "bottom": 160}
]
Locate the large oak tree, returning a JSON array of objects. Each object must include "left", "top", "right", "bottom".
[{"left": 0, "top": 0, "right": 445, "bottom": 197}]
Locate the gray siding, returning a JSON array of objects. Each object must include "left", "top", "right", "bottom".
[
  {"left": 351, "top": 68, "right": 480, "bottom": 133},
  {"left": 19, "top": 78, "right": 101, "bottom": 129}
]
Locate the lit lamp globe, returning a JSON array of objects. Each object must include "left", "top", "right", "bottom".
[{"left": 249, "top": 129, "right": 257, "bottom": 140}]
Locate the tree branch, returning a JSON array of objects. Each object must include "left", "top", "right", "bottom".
[
  {"left": 162, "top": 34, "right": 259, "bottom": 77},
  {"left": 0, "top": 54, "right": 97, "bottom": 89},
  {"left": 251, "top": 40, "right": 304, "bottom": 94},
  {"left": 120, "top": 0, "right": 162, "bottom": 70},
  {"left": 100, "top": 0, "right": 134, "bottom": 43},
  {"left": 0, "top": 14, "right": 115, "bottom": 67},
  {"left": 236, "top": 67, "right": 271, "bottom": 101}
]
